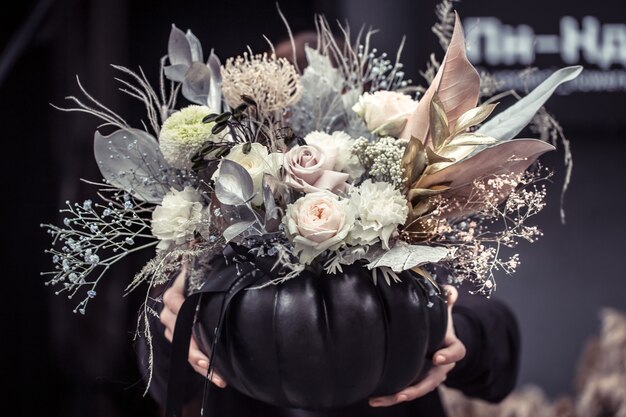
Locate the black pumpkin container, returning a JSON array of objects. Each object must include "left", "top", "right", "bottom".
[{"left": 192, "top": 251, "right": 448, "bottom": 410}]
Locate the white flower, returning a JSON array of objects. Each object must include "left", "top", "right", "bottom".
[
  {"left": 151, "top": 186, "right": 204, "bottom": 250},
  {"left": 283, "top": 144, "right": 349, "bottom": 194},
  {"left": 303, "top": 130, "right": 365, "bottom": 180},
  {"left": 159, "top": 105, "right": 222, "bottom": 170},
  {"left": 284, "top": 191, "right": 355, "bottom": 264},
  {"left": 348, "top": 180, "right": 408, "bottom": 249},
  {"left": 352, "top": 91, "right": 418, "bottom": 137},
  {"left": 214, "top": 143, "right": 282, "bottom": 206}
]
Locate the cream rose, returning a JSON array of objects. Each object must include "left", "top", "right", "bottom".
[
  {"left": 284, "top": 144, "right": 349, "bottom": 194},
  {"left": 151, "top": 186, "right": 205, "bottom": 251},
  {"left": 284, "top": 191, "right": 355, "bottom": 264},
  {"left": 303, "top": 130, "right": 365, "bottom": 180},
  {"left": 215, "top": 143, "right": 282, "bottom": 206},
  {"left": 352, "top": 91, "right": 418, "bottom": 137},
  {"left": 348, "top": 180, "right": 409, "bottom": 249}
]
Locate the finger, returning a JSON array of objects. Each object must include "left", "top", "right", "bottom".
[
  {"left": 159, "top": 305, "right": 177, "bottom": 332},
  {"left": 188, "top": 337, "right": 227, "bottom": 388},
  {"left": 188, "top": 362, "right": 227, "bottom": 388},
  {"left": 163, "top": 267, "right": 188, "bottom": 315},
  {"left": 433, "top": 337, "right": 466, "bottom": 365},
  {"left": 370, "top": 363, "right": 455, "bottom": 407},
  {"left": 442, "top": 285, "right": 458, "bottom": 308}
]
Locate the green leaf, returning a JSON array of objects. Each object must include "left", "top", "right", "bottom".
[
  {"left": 202, "top": 113, "right": 220, "bottom": 123},
  {"left": 215, "top": 112, "right": 232, "bottom": 124},
  {"left": 211, "top": 121, "right": 228, "bottom": 135}
]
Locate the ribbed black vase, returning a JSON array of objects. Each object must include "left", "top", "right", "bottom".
[{"left": 193, "top": 255, "right": 448, "bottom": 410}]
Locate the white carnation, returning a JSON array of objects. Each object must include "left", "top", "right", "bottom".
[
  {"left": 159, "top": 105, "right": 221, "bottom": 170},
  {"left": 304, "top": 130, "right": 365, "bottom": 180},
  {"left": 151, "top": 186, "right": 205, "bottom": 250},
  {"left": 348, "top": 180, "right": 409, "bottom": 249}
]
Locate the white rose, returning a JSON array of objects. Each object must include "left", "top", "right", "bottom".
[
  {"left": 159, "top": 105, "right": 223, "bottom": 170},
  {"left": 304, "top": 130, "right": 365, "bottom": 180},
  {"left": 348, "top": 180, "right": 409, "bottom": 249},
  {"left": 151, "top": 186, "right": 205, "bottom": 251},
  {"left": 215, "top": 143, "right": 281, "bottom": 206},
  {"left": 284, "top": 191, "right": 355, "bottom": 264},
  {"left": 352, "top": 91, "right": 418, "bottom": 137}
]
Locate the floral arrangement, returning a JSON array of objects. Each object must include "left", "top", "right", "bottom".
[{"left": 41, "top": 8, "right": 580, "bottom": 323}]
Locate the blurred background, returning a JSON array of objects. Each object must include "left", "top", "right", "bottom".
[{"left": 1, "top": 0, "right": 624, "bottom": 416}]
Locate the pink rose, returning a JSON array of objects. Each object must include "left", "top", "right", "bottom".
[
  {"left": 352, "top": 90, "right": 418, "bottom": 137},
  {"left": 284, "top": 191, "right": 355, "bottom": 264},
  {"left": 284, "top": 144, "right": 349, "bottom": 193}
]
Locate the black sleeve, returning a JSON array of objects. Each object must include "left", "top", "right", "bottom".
[{"left": 444, "top": 289, "right": 521, "bottom": 402}]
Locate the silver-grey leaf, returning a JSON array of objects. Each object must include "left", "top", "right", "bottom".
[
  {"left": 94, "top": 128, "right": 176, "bottom": 204},
  {"left": 289, "top": 47, "right": 369, "bottom": 138},
  {"left": 207, "top": 50, "right": 222, "bottom": 111},
  {"left": 214, "top": 159, "right": 255, "bottom": 206},
  {"left": 163, "top": 63, "right": 188, "bottom": 83},
  {"left": 185, "top": 29, "right": 203, "bottom": 63},
  {"left": 366, "top": 243, "right": 450, "bottom": 272},
  {"left": 223, "top": 220, "right": 256, "bottom": 244},
  {"left": 477, "top": 66, "right": 582, "bottom": 141},
  {"left": 182, "top": 62, "right": 212, "bottom": 105},
  {"left": 168, "top": 24, "right": 192, "bottom": 67}
]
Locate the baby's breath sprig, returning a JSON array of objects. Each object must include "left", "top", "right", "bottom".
[{"left": 41, "top": 189, "right": 157, "bottom": 314}]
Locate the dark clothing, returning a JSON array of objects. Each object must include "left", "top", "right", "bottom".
[{"left": 136, "top": 284, "right": 520, "bottom": 417}]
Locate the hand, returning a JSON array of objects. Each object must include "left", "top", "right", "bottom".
[
  {"left": 160, "top": 265, "right": 227, "bottom": 388},
  {"left": 369, "top": 285, "right": 466, "bottom": 407}
]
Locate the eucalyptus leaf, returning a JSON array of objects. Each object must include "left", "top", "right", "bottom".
[
  {"left": 214, "top": 159, "right": 255, "bottom": 205},
  {"left": 207, "top": 50, "right": 222, "bottom": 111},
  {"left": 182, "top": 62, "right": 212, "bottom": 105},
  {"left": 477, "top": 66, "right": 583, "bottom": 141},
  {"left": 223, "top": 220, "right": 256, "bottom": 244},
  {"left": 185, "top": 29, "right": 203, "bottom": 62},
  {"left": 366, "top": 243, "right": 450, "bottom": 273},
  {"left": 168, "top": 25, "right": 192, "bottom": 67},
  {"left": 163, "top": 64, "right": 188, "bottom": 83},
  {"left": 94, "top": 128, "right": 175, "bottom": 204},
  {"left": 262, "top": 174, "right": 278, "bottom": 221}
]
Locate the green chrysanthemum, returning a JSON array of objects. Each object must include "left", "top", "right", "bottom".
[{"left": 159, "top": 105, "right": 218, "bottom": 170}]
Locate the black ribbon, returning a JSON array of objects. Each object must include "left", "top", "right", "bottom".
[{"left": 164, "top": 246, "right": 271, "bottom": 417}]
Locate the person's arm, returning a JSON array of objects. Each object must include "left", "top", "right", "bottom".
[{"left": 445, "top": 290, "right": 521, "bottom": 402}]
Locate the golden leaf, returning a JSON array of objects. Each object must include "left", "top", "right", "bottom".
[{"left": 401, "top": 136, "right": 427, "bottom": 189}]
